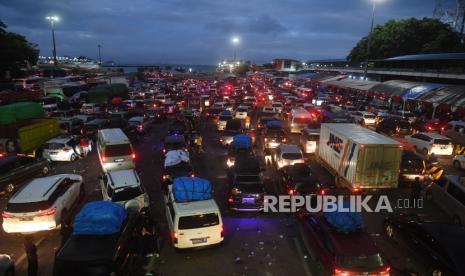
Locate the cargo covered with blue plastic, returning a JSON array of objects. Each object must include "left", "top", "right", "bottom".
[
  {"left": 265, "top": 120, "right": 281, "bottom": 129},
  {"left": 173, "top": 177, "right": 212, "bottom": 202},
  {"left": 230, "top": 134, "right": 252, "bottom": 150},
  {"left": 73, "top": 201, "right": 127, "bottom": 235},
  {"left": 323, "top": 201, "right": 365, "bottom": 234}
]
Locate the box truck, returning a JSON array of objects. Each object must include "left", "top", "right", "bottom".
[{"left": 317, "top": 123, "right": 402, "bottom": 191}]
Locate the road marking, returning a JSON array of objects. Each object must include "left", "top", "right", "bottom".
[
  {"left": 15, "top": 236, "right": 47, "bottom": 266},
  {"left": 292, "top": 236, "right": 313, "bottom": 276}
]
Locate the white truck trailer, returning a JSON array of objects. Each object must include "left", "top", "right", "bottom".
[{"left": 318, "top": 123, "right": 402, "bottom": 191}]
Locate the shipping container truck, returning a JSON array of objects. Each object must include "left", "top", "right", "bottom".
[
  {"left": 0, "top": 118, "right": 60, "bottom": 156},
  {"left": 317, "top": 123, "right": 402, "bottom": 191}
]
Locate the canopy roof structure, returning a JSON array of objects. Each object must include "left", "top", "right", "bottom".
[{"left": 323, "top": 78, "right": 380, "bottom": 92}]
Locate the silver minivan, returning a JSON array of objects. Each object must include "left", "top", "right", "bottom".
[
  {"left": 97, "top": 128, "right": 135, "bottom": 172},
  {"left": 426, "top": 175, "right": 465, "bottom": 225}
]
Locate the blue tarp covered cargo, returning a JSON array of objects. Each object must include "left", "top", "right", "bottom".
[
  {"left": 265, "top": 120, "right": 281, "bottom": 128},
  {"left": 230, "top": 134, "right": 252, "bottom": 149},
  {"left": 173, "top": 177, "right": 212, "bottom": 202},
  {"left": 323, "top": 202, "right": 364, "bottom": 234},
  {"left": 73, "top": 201, "right": 127, "bottom": 235}
]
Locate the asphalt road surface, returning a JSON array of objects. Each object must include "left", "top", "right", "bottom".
[{"left": 0, "top": 112, "right": 458, "bottom": 276}]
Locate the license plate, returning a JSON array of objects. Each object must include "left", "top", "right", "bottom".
[
  {"left": 191, "top": 238, "right": 208, "bottom": 244},
  {"left": 19, "top": 217, "right": 33, "bottom": 221},
  {"left": 242, "top": 198, "right": 255, "bottom": 204},
  {"left": 114, "top": 159, "right": 124, "bottom": 162},
  {"left": 440, "top": 146, "right": 447, "bottom": 149}
]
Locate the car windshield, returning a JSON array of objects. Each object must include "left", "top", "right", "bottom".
[
  {"left": 178, "top": 213, "right": 219, "bottom": 230},
  {"left": 165, "top": 163, "right": 192, "bottom": 177},
  {"left": 104, "top": 144, "right": 132, "bottom": 157},
  {"left": 112, "top": 186, "right": 143, "bottom": 202},
  {"left": 266, "top": 129, "right": 285, "bottom": 138},
  {"left": 337, "top": 254, "right": 385, "bottom": 270},
  {"left": 6, "top": 201, "right": 53, "bottom": 213},
  {"left": 45, "top": 143, "right": 66, "bottom": 149},
  {"left": 219, "top": 115, "right": 232, "bottom": 121},
  {"left": 282, "top": 153, "right": 302, "bottom": 160},
  {"left": 294, "top": 117, "right": 311, "bottom": 124},
  {"left": 235, "top": 175, "right": 261, "bottom": 183},
  {"left": 236, "top": 183, "right": 264, "bottom": 193},
  {"left": 434, "top": 139, "right": 450, "bottom": 145}
]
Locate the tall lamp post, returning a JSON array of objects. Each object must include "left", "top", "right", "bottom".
[
  {"left": 98, "top": 44, "right": 102, "bottom": 65},
  {"left": 45, "top": 16, "right": 59, "bottom": 66},
  {"left": 363, "top": 0, "right": 379, "bottom": 80},
  {"left": 231, "top": 36, "right": 240, "bottom": 61}
]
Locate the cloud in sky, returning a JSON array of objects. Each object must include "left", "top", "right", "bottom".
[{"left": 0, "top": 0, "right": 435, "bottom": 64}]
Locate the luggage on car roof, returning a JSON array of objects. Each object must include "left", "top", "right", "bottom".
[
  {"left": 265, "top": 120, "right": 281, "bottom": 128},
  {"left": 165, "top": 150, "right": 190, "bottom": 167},
  {"left": 230, "top": 134, "right": 252, "bottom": 149},
  {"left": 73, "top": 201, "right": 127, "bottom": 235},
  {"left": 323, "top": 202, "right": 365, "bottom": 234},
  {"left": 173, "top": 177, "right": 212, "bottom": 202}
]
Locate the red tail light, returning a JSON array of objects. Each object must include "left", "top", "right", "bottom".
[
  {"left": 227, "top": 198, "right": 234, "bottom": 203},
  {"left": 132, "top": 153, "right": 136, "bottom": 159},
  {"left": 63, "top": 148, "right": 71, "bottom": 152},
  {"left": 162, "top": 175, "right": 167, "bottom": 181},
  {"left": 320, "top": 189, "right": 326, "bottom": 195},
  {"left": 191, "top": 173, "right": 195, "bottom": 177},
  {"left": 220, "top": 226, "right": 224, "bottom": 237},
  {"left": 173, "top": 232, "right": 178, "bottom": 244},
  {"left": 1, "top": 212, "right": 15, "bottom": 219},
  {"left": 37, "top": 207, "right": 56, "bottom": 217},
  {"left": 288, "top": 189, "right": 295, "bottom": 195},
  {"left": 102, "top": 156, "right": 106, "bottom": 163},
  {"left": 231, "top": 188, "right": 240, "bottom": 195}
]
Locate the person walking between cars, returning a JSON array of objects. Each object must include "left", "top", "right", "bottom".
[
  {"left": 23, "top": 236, "right": 38, "bottom": 276},
  {"left": 80, "top": 136, "right": 91, "bottom": 157},
  {"left": 411, "top": 177, "right": 422, "bottom": 201}
]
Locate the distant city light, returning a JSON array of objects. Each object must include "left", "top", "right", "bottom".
[
  {"left": 189, "top": 68, "right": 192, "bottom": 73},
  {"left": 231, "top": 37, "right": 240, "bottom": 44}
]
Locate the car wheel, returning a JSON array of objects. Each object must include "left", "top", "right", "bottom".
[
  {"left": 422, "top": 148, "right": 429, "bottom": 156},
  {"left": 6, "top": 183, "right": 15, "bottom": 194},
  {"left": 385, "top": 223, "right": 394, "bottom": 238},
  {"left": 42, "top": 165, "right": 50, "bottom": 176},
  {"left": 5, "top": 267, "right": 14, "bottom": 276},
  {"left": 5, "top": 140, "right": 18, "bottom": 153},
  {"left": 70, "top": 154, "right": 76, "bottom": 161},
  {"left": 79, "top": 184, "right": 86, "bottom": 202},
  {"left": 425, "top": 190, "right": 433, "bottom": 201},
  {"left": 61, "top": 209, "right": 69, "bottom": 227},
  {"left": 430, "top": 268, "right": 443, "bottom": 276},
  {"left": 453, "top": 160, "right": 462, "bottom": 170}
]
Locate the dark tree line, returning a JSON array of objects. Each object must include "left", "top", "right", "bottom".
[
  {"left": 348, "top": 17, "right": 465, "bottom": 64},
  {"left": 0, "top": 20, "right": 39, "bottom": 79}
]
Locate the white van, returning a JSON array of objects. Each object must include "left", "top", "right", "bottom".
[
  {"left": 289, "top": 108, "right": 312, "bottom": 133},
  {"left": 165, "top": 188, "right": 224, "bottom": 249},
  {"left": 97, "top": 128, "right": 135, "bottom": 172}
]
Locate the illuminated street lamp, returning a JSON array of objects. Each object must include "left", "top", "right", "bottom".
[
  {"left": 45, "top": 16, "right": 59, "bottom": 66},
  {"left": 231, "top": 36, "right": 240, "bottom": 61},
  {"left": 363, "top": 0, "right": 382, "bottom": 79}
]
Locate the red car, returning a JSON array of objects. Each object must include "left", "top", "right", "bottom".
[{"left": 298, "top": 213, "right": 391, "bottom": 276}]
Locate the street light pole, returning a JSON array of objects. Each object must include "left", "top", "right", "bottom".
[
  {"left": 46, "top": 16, "right": 59, "bottom": 66},
  {"left": 363, "top": 0, "right": 377, "bottom": 79},
  {"left": 98, "top": 44, "right": 102, "bottom": 65},
  {"left": 231, "top": 37, "right": 240, "bottom": 61}
]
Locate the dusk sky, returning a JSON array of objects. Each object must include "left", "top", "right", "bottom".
[{"left": 1, "top": 0, "right": 436, "bottom": 65}]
